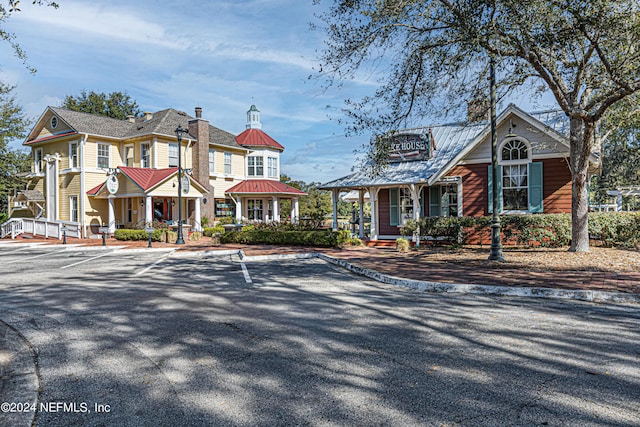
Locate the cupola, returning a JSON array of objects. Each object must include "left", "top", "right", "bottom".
[{"left": 246, "top": 104, "right": 262, "bottom": 129}]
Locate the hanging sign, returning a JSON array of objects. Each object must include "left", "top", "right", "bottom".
[
  {"left": 106, "top": 175, "right": 119, "bottom": 194},
  {"left": 182, "top": 175, "right": 190, "bottom": 194},
  {"left": 388, "top": 132, "right": 433, "bottom": 162}
]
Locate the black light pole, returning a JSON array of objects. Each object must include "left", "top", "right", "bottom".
[
  {"left": 488, "top": 55, "right": 504, "bottom": 261},
  {"left": 174, "top": 125, "right": 186, "bottom": 245}
]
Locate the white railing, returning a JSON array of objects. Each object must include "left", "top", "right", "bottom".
[
  {"left": 20, "top": 219, "right": 81, "bottom": 240},
  {"left": 0, "top": 218, "right": 24, "bottom": 239}
]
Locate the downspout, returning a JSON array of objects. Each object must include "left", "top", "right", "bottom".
[{"left": 80, "top": 133, "right": 88, "bottom": 238}]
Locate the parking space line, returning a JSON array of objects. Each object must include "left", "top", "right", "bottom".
[
  {"left": 60, "top": 250, "right": 115, "bottom": 269},
  {"left": 134, "top": 251, "right": 173, "bottom": 276},
  {"left": 240, "top": 261, "right": 252, "bottom": 284},
  {"left": 1, "top": 243, "right": 50, "bottom": 254}
]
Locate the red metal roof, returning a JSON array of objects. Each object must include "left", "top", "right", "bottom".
[
  {"left": 87, "top": 182, "right": 104, "bottom": 196},
  {"left": 235, "top": 128, "right": 284, "bottom": 150},
  {"left": 25, "top": 131, "right": 77, "bottom": 145},
  {"left": 118, "top": 167, "right": 178, "bottom": 191},
  {"left": 226, "top": 179, "right": 307, "bottom": 195}
]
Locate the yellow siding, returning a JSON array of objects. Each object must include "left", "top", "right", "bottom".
[
  {"left": 210, "top": 176, "right": 243, "bottom": 198},
  {"left": 149, "top": 176, "right": 205, "bottom": 198},
  {"left": 84, "top": 141, "right": 97, "bottom": 168},
  {"left": 35, "top": 111, "right": 73, "bottom": 139},
  {"left": 155, "top": 139, "right": 168, "bottom": 168}
]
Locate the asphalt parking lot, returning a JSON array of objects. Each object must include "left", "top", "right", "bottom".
[{"left": 1, "top": 242, "right": 639, "bottom": 427}]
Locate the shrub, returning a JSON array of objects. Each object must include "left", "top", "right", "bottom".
[
  {"left": 220, "top": 229, "right": 340, "bottom": 247},
  {"left": 217, "top": 216, "right": 235, "bottom": 225},
  {"left": 114, "top": 229, "right": 162, "bottom": 241},
  {"left": 0, "top": 213, "right": 8, "bottom": 223},
  {"left": 396, "top": 237, "right": 410, "bottom": 252},
  {"left": 589, "top": 212, "right": 640, "bottom": 248},
  {"left": 203, "top": 226, "right": 225, "bottom": 237}
]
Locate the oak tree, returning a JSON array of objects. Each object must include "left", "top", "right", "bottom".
[{"left": 315, "top": 0, "right": 640, "bottom": 251}]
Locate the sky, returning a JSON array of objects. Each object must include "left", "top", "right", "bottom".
[{"left": 1, "top": 0, "right": 557, "bottom": 184}]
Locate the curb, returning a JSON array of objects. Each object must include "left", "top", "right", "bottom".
[
  {"left": 315, "top": 253, "right": 640, "bottom": 304},
  {"left": 221, "top": 250, "right": 640, "bottom": 305}
]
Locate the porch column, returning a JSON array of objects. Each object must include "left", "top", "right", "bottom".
[
  {"left": 369, "top": 187, "right": 379, "bottom": 241},
  {"left": 194, "top": 197, "right": 202, "bottom": 231},
  {"left": 331, "top": 189, "right": 339, "bottom": 231},
  {"left": 617, "top": 193, "right": 623, "bottom": 212},
  {"left": 235, "top": 197, "right": 243, "bottom": 222},
  {"left": 108, "top": 195, "right": 116, "bottom": 233},
  {"left": 273, "top": 197, "right": 280, "bottom": 222},
  {"left": 145, "top": 196, "right": 152, "bottom": 225},
  {"left": 410, "top": 184, "right": 421, "bottom": 221},
  {"left": 358, "top": 189, "right": 365, "bottom": 239},
  {"left": 291, "top": 198, "right": 299, "bottom": 224}
]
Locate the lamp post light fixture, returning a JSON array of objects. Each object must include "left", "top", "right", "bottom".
[{"left": 174, "top": 125, "right": 187, "bottom": 245}]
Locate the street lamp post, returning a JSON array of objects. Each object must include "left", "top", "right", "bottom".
[
  {"left": 174, "top": 125, "right": 187, "bottom": 245},
  {"left": 488, "top": 55, "right": 504, "bottom": 261}
]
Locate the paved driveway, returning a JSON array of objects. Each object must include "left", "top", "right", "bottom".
[{"left": 0, "top": 243, "right": 639, "bottom": 426}]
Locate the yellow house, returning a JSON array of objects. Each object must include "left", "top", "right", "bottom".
[{"left": 7, "top": 105, "right": 305, "bottom": 239}]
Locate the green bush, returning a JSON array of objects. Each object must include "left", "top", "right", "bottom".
[
  {"left": 396, "top": 238, "right": 410, "bottom": 252},
  {"left": 0, "top": 213, "right": 8, "bottom": 223},
  {"left": 589, "top": 212, "right": 640, "bottom": 248},
  {"left": 220, "top": 229, "right": 340, "bottom": 247},
  {"left": 114, "top": 229, "right": 162, "bottom": 241},
  {"left": 203, "top": 226, "right": 225, "bottom": 237}
]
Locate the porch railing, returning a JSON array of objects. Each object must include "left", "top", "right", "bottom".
[
  {"left": 20, "top": 219, "right": 81, "bottom": 239},
  {"left": 0, "top": 218, "right": 24, "bottom": 239}
]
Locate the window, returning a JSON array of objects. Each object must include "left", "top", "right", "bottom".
[
  {"left": 224, "top": 152, "right": 232, "bottom": 174},
  {"left": 51, "top": 116, "right": 58, "bottom": 129},
  {"left": 124, "top": 145, "right": 134, "bottom": 167},
  {"left": 126, "top": 198, "right": 133, "bottom": 223},
  {"left": 389, "top": 188, "right": 414, "bottom": 226},
  {"left": 247, "top": 199, "right": 263, "bottom": 221},
  {"left": 489, "top": 137, "right": 543, "bottom": 213},
  {"left": 500, "top": 138, "right": 529, "bottom": 212},
  {"left": 168, "top": 143, "right": 179, "bottom": 167},
  {"left": 69, "top": 142, "right": 78, "bottom": 168},
  {"left": 502, "top": 164, "right": 528, "bottom": 211},
  {"left": 69, "top": 195, "right": 78, "bottom": 222},
  {"left": 430, "top": 184, "right": 458, "bottom": 217},
  {"left": 268, "top": 157, "right": 278, "bottom": 178},
  {"left": 248, "top": 156, "right": 263, "bottom": 176},
  {"left": 209, "top": 149, "right": 215, "bottom": 173},
  {"left": 141, "top": 143, "right": 150, "bottom": 168},
  {"left": 97, "top": 143, "right": 110, "bottom": 169},
  {"left": 34, "top": 148, "right": 43, "bottom": 173}
]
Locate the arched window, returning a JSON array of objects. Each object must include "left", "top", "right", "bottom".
[{"left": 499, "top": 138, "right": 530, "bottom": 211}]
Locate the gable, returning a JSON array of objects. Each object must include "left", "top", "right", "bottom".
[
  {"left": 462, "top": 113, "right": 569, "bottom": 164},
  {"left": 26, "top": 109, "right": 76, "bottom": 144}
]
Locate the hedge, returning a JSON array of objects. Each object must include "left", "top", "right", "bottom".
[
  {"left": 400, "top": 212, "right": 640, "bottom": 248},
  {"left": 220, "top": 229, "right": 347, "bottom": 247},
  {"left": 114, "top": 229, "right": 163, "bottom": 241},
  {"left": 203, "top": 226, "right": 225, "bottom": 237}
]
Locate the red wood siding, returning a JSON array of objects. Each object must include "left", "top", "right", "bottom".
[
  {"left": 377, "top": 189, "right": 400, "bottom": 235},
  {"left": 449, "top": 163, "right": 489, "bottom": 217},
  {"left": 449, "top": 158, "right": 572, "bottom": 216},
  {"left": 541, "top": 158, "right": 572, "bottom": 213}
]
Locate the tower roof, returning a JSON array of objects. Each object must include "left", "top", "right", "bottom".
[{"left": 235, "top": 128, "right": 284, "bottom": 150}]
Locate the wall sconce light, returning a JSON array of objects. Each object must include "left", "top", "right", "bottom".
[
  {"left": 140, "top": 199, "right": 145, "bottom": 206},
  {"left": 171, "top": 200, "right": 176, "bottom": 207}
]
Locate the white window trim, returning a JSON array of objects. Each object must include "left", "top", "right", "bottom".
[
  {"left": 224, "top": 152, "right": 232, "bottom": 175},
  {"left": 168, "top": 143, "right": 179, "bottom": 168},
  {"left": 141, "top": 143, "right": 150, "bottom": 168},
  {"left": 97, "top": 143, "right": 110, "bottom": 170},
  {"left": 499, "top": 136, "right": 531, "bottom": 213},
  {"left": 69, "top": 195, "right": 79, "bottom": 223},
  {"left": 209, "top": 148, "right": 215, "bottom": 175},
  {"left": 69, "top": 142, "right": 79, "bottom": 169},
  {"left": 34, "top": 148, "right": 43, "bottom": 174},
  {"left": 123, "top": 144, "right": 134, "bottom": 167},
  {"left": 268, "top": 156, "right": 278, "bottom": 178}
]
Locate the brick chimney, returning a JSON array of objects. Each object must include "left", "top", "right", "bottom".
[{"left": 188, "top": 107, "right": 215, "bottom": 220}]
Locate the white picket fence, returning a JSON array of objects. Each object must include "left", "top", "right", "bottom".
[{"left": 1, "top": 218, "right": 81, "bottom": 240}]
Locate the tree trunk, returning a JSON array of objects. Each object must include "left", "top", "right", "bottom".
[{"left": 569, "top": 117, "right": 593, "bottom": 252}]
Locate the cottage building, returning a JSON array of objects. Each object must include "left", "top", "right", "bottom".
[
  {"left": 319, "top": 104, "right": 600, "bottom": 241},
  {"left": 8, "top": 105, "right": 305, "bottom": 239}
]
